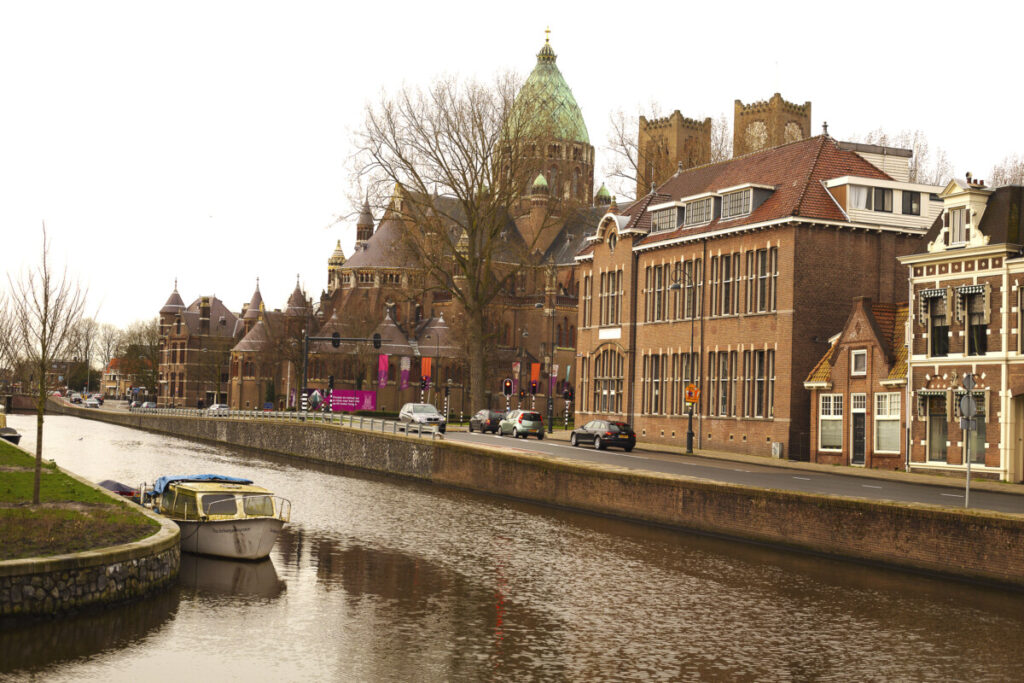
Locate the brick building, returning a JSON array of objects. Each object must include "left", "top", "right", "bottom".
[
  {"left": 899, "top": 179, "right": 1024, "bottom": 482},
  {"left": 804, "top": 298, "right": 908, "bottom": 469},
  {"left": 574, "top": 135, "right": 943, "bottom": 460}
]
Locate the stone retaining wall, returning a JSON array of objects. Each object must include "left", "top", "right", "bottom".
[
  {"left": 0, "top": 451, "right": 181, "bottom": 618},
  {"left": 61, "top": 404, "right": 1024, "bottom": 588}
]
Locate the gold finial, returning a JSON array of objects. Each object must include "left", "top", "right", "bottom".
[{"left": 545, "top": 26, "right": 550, "bottom": 43}]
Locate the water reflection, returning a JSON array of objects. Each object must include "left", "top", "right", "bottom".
[
  {"left": 178, "top": 554, "right": 285, "bottom": 599},
  {"left": 0, "top": 588, "right": 179, "bottom": 675},
  {"left": 4, "top": 414, "right": 1024, "bottom": 682}
]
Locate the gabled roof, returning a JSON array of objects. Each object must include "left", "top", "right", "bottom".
[
  {"left": 804, "top": 301, "right": 908, "bottom": 386},
  {"left": 634, "top": 136, "right": 892, "bottom": 249},
  {"left": 232, "top": 312, "right": 284, "bottom": 353},
  {"left": 183, "top": 296, "right": 239, "bottom": 338},
  {"left": 923, "top": 184, "right": 1024, "bottom": 247}
]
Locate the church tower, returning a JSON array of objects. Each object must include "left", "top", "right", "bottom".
[
  {"left": 355, "top": 201, "right": 374, "bottom": 249},
  {"left": 733, "top": 93, "right": 811, "bottom": 157}
]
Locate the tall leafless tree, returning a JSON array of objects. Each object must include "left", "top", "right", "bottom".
[
  {"left": 119, "top": 318, "right": 160, "bottom": 400},
  {"left": 351, "top": 74, "right": 576, "bottom": 408},
  {"left": 990, "top": 154, "right": 1024, "bottom": 187},
  {"left": 7, "top": 225, "right": 88, "bottom": 504},
  {"left": 850, "top": 128, "right": 953, "bottom": 186},
  {"left": 97, "top": 322, "right": 122, "bottom": 371}
]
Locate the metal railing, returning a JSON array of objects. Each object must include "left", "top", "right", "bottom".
[{"left": 128, "top": 406, "right": 444, "bottom": 439}]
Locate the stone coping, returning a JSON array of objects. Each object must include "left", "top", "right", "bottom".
[{"left": 0, "top": 441, "right": 180, "bottom": 579}]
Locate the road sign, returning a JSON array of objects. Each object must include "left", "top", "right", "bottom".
[
  {"left": 963, "top": 372, "right": 976, "bottom": 391},
  {"left": 684, "top": 383, "right": 700, "bottom": 404},
  {"left": 960, "top": 418, "right": 977, "bottom": 431},
  {"left": 960, "top": 393, "right": 977, "bottom": 419}
]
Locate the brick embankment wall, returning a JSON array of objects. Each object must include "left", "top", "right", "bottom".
[
  {"left": 0, "top": 461, "right": 180, "bottom": 618},
  {"left": 62, "top": 404, "right": 1024, "bottom": 588}
]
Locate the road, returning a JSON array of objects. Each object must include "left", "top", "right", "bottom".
[{"left": 448, "top": 429, "right": 1024, "bottom": 515}]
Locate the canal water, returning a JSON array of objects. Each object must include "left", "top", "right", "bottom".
[{"left": 3, "top": 414, "right": 1023, "bottom": 682}]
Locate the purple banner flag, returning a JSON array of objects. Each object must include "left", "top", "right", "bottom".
[
  {"left": 550, "top": 364, "right": 559, "bottom": 393},
  {"left": 400, "top": 356, "right": 411, "bottom": 390},
  {"left": 329, "top": 390, "right": 377, "bottom": 412},
  {"left": 378, "top": 354, "right": 389, "bottom": 388}
]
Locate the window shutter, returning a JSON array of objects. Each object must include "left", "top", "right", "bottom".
[
  {"left": 944, "top": 211, "right": 950, "bottom": 227},
  {"left": 965, "top": 209, "right": 971, "bottom": 225},
  {"left": 945, "top": 389, "right": 953, "bottom": 422}
]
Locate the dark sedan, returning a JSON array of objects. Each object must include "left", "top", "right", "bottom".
[
  {"left": 468, "top": 409, "right": 504, "bottom": 433},
  {"left": 570, "top": 420, "right": 636, "bottom": 451}
]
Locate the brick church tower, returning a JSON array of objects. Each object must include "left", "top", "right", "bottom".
[
  {"left": 636, "top": 111, "right": 712, "bottom": 198},
  {"left": 733, "top": 93, "right": 811, "bottom": 157}
]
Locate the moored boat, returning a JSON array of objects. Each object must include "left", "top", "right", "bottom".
[
  {"left": 0, "top": 427, "right": 21, "bottom": 446},
  {"left": 142, "top": 475, "right": 291, "bottom": 560}
]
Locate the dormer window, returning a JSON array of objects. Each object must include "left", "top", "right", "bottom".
[
  {"left": 850, "top": 186, "right": 892, "bottom": 211},
  {"left": 721, "top": 189, "right": 752, "bottom": 219},
  {"left": 902, "top": 191, "right": 921, "bottom": 216},
  {"left": 684, "top": 197, "right": 713, "bottom": 226},
  {"left": 651, "top": 208, "right": 676, "bottom": 232},
  {"left": 949, "top": 207, "right": 967, "bottom": 244},
  {"left": 607, "top": 232, "right": 617, "bottom": 253}
]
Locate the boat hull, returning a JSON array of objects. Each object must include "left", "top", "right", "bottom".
[{"left": 175, "top": 517, "right": 284, "bottom": 560}]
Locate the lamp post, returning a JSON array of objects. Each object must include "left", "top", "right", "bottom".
[
  {"left": 668, "top": 263, "right": 697, "bottom": 454},
  {"left": 518, "top": 327, "right": 528, "bottom": 409},
  {"left": 535, "top": 301, "right": 555, "bottom": 433}
]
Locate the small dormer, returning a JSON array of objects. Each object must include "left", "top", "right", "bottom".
[
  {"left": 824, "top": 175, "right": 943, "bottom": 228},
  {"left": 928, "top": 174, "right": 994, "bottom": 251},
  {"left": 647, "top": 201, "right": 685, "bottom": 233},
  {"left": 716, "top": 183, "right": 775, "bottom": 220}
]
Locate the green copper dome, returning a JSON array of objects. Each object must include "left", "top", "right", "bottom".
[
  {"left": 532, "top": 173, "right": 549, "bottom": 189},
  {"left": 509, "top": 35, "right": 590, "bottom": 145},
  {"left": 595, "top": 182, "right": 610, "bottom": 200}
]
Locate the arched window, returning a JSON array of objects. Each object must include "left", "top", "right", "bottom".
[
  {"left": 548, "top": 166, "right": 558, "bottom": 194},
  {"left": 556, "top": 324, "right": 563, "bottom": 347},
  {"left": 572, "top": 168, "right": 580, "bottom": 198}
]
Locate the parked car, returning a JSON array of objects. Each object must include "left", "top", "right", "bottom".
[
  {"left": 140, "top": 401, "right": 157, "bottom": 409},
  {"left": 499, "top": 409, "right": 544, "bottom": 439},
  {"left": 69, "top": 393, "right": 82, "bottom": 404},
  {"left": 398, "top": 402, "right": 446, "bottom": 433},
  {"left": 468, "top": 409, "right": 504, "bottom": 434},
  {"left": 570, "top": 420, "right": 636, "bottom": 451},
  {"left": 90, "top": 394, "right": 104, "bottom": 405},
  {"left": 206, "top": 403, "right": 230, "bottom": 416},
  {"left": 84, "top": 398, "right": 100, "bottom": 409},
  {"left": 129, "top": 400, "right": 141, "bottom": 410}
]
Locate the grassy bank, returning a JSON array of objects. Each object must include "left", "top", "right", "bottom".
[{"left": 0, "top": 439, "right": 158, "bottom": 561}]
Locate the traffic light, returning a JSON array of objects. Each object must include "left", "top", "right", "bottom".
[
  {"left": 331, "top": 332, "right": 341, "bottom": 348},
  {"left": 529, "top": 380, "right": 538, "bottom": 395},
  {"left": 502, "top": 378, "right": 513, "bottom": 396},
  {"left": 373, "top": 333, "right": 382, "bottom": 350},
  {"left": 563, "top": 387, "right": 573, "bottom": 401},
  {"left": 444, "top": 384, "right": 450, "bottom": 397},
  {"left": 420, "top": 377, "right": 428, "bottom": 391},
  {"left": 518, "top": 388, "right": 526, "bottom": 400},
  {"left": 328, "top": 375, "right": 335, "bottom": 390}
]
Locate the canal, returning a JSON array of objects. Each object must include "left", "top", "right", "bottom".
[{"left": 3, "top": 414, "right": 1024, "bottom": 682}]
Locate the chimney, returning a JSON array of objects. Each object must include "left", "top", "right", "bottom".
[{"left": 200, "top": 296, "right": 211, "bottom": 334}]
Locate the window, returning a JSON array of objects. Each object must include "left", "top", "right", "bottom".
[
  {"left": 929, "top": 297, "right": 949, "bottom": 357},
  {"left": 582, "top": 275, "right": 592, "bottom": 326},
  {"left": 748, "top": 248, "right": 777, "bottom": 313},
  {"left": 684, "top": 197, "right": 713, "bottom": 226},
  {"left": 949, "top": 207, "right": 967, "bottom": 244},
  {"left": 965, "top": 394, "right": 986, "bottom": 465},
  {"left": 927, "top": 395, "right": 948, "bottom": 462},
  {"left": 652, "top": 208, "right": 676, "bottom": 232},
  {"left": 819, "top": 394, "right": 843, "bottom": 450},
  {"left": 721, "top": 255, "right": 733, "bottom": 315},
  {"left": 721, "top": 189, "right": 752, "bottom": 219},
  {"left": 851, "top": 350, "right": 867, "bottom": 376},
  {"left": 653, "top": 266, "right": 664, "bottom": 321},
  {"left": 717, "top": 353, "right": 729, "bottom": 416},
  {"left": 902, "top": 191, "right": 921, "bottom": 216},
  {"left": 593, "top": 349, "right": 624, "bottom": 414},
  {"left": 709, "top": 257, "right": 719, "bottom": 316},
  {"left": 873, "top": 187, "right": 893, "bottom": 213},
  {"left": 850, "top": 185, "right": 872, "bottom": 210},
  {"left": 966, "top": 293, "right": 987, "bottom": 356},
  {"left": 874, "top": 392, "right": 901, "bottom": 453},
  {"left": 648, "top": 353, "right": 663, "bottom": 414}
]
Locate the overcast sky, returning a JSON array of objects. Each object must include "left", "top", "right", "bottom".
[{"left": 2, "top": 0, "right": 1020, "bottom": 329}]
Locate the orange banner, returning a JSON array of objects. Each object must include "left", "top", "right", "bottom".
[
  {"left": 421, "top": 357, "right": 432, "bottom": 378},
  {"left": 530, "top": 362, "right": 540, "bottom": 382}
]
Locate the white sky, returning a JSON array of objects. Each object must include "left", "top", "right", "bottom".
[{"left": 2, "top": 0, "right": 1020, "bottom": 328}]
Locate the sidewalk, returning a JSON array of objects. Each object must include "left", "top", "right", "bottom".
[{"left": 529, "top": 425, "right": 1024, "bottom": 496}]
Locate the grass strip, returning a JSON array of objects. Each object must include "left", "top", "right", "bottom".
[{"left": 0, "top": 438, "right": 158, "bottom": 560}]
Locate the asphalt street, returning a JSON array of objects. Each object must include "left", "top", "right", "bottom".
[{"left": 449, "top": 429, "right": 1024, "bottom": 515}]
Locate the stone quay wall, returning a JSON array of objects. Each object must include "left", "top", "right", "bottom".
[
  {"left": 0, "top": 462, "right": 180, "bottom": 618},
  {"left": 61, "top": 404, "right": 1024, "bottom": 588}
]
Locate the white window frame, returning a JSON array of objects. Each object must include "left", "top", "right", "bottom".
[
  {"left": 721, "top": 189, "right": 752, "bottom": 219},
  {"left": 851, "top": 349, "right": 867, "bottom": 376},
  {"left": 874, "top": 392, "right": 901, "bottom": 454},
  {"left": 684, "top": 197, "right": 714, "bottom": 226},
  {"left": 950, "top": 207, "right": 967, "bottom": 244},
  {"left": 819, "top": 394, "right": 843, "bottom": 451}
]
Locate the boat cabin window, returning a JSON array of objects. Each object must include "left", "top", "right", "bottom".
[
  {"left": 169, "top": 490, "right": 198, "bottom": 519},
  {"left": 243, "top": 494, "right": 274, "bottom": 516},
  {"left": 201, "top": 493, "right": 238, "bottom": 516}
]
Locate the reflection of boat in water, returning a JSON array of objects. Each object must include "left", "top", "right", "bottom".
[
  {"left": 142, "top": 475, "right": 291, "bottom": 560},
  {"left": 179, "top": 553, "right": 285, "bottom": 598}
]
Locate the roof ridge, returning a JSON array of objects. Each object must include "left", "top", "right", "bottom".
[
  {"left": 792, "top": 136, "right": 829, "bottom": 217},
  {"left": 656, "top": 135, "right": 825, "bottom": 192}
]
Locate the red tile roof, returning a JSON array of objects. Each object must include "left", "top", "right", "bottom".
[{"left": 636, "top": 136, "right": 892, "bottom": 248}]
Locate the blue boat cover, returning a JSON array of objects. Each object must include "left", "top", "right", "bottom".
[{"left": 152, "top": 474, "right": 253, "bottom": 496}]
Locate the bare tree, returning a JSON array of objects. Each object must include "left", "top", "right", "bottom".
[
  {"left": 97, "top": 322, "right": 122, "bottom": 370},
  {"left": 709, "top": 113, "right": 732, "bottom": 163},
  {"left": 69, "top": 317, "right": 99, "bottom": 393},
  {"left": 991, "top": 154, "right": 1024, "bottom": 187},
  {"left": 119, "top": 318, "right": 160, "bottom": 400},
  {"left": 351, "top": 74, "right": 575, "bottom": 409},
  {"left": 7, "top": 225, "right": 88, "bottom": 505},
  {"left": 852, "top": 128, "right": 953, "bottom": 186}
]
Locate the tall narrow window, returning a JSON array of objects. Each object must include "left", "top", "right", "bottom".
[
  {"left": 722, "top": 255, "right": 733, "bottom": 315},
  {"left": 874, "top": 392, "right": 901, "bottom": 453},
  {"left": 710, "top": 257, "right": 719, "bottom": 316},
  {"left": 718, "top": 353, "right": 729, "bottom": 416},
  {"left": 653, "top": 265, "right": 664, "bottom": 321},
  {"left": 743, "top": 351, "right": 751, "bottom": 417},
  {"left": 730, "top": 351, "right": 738, "bottom": 417},
  {"left": 966, "top": 294, "right": 987, "bottom": 356},
  {"left": 757, "top": 249, "right": 769, "bottom": 312},
  {"left": 684, "top": 260, "right": 695, "bottom": 319},
  {"left": 930, "top": 297, "right": 949, "bottom": 357},
  {"left": 949, "top": 208, "right": 967, "bottom": 244},
  {"left": 754, "top": 350, "right": 766, "bottom": 417}
]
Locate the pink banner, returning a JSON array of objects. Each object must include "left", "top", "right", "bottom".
[
  {"left": 378, "top": 354, "right": 389, "bottom": 388},
  {"left": 329, "top": 390, "right": 377, "bottom": 412},
  {"left": 550, "top": 364, "right": 559, "bottom": 393},
  {"left": 400, "top": 356, "right": 410, "bottom": 389}
]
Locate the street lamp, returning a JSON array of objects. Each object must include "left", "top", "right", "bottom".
[
  {"left": 535, "top": 301, "right": 555, "bottom": 433},
  {"left": 668, "top": 263, "right": 697, "bottom": 454}
]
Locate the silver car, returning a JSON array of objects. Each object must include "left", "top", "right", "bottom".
[
  {"left": 498, "top": 409, "right": 544, "bottom": 439},
  {"left": 398, "top": 402, "right": 446, "bottom": 433}
]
